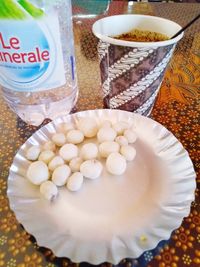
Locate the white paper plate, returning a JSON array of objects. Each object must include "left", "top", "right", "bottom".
[{"left": 7, "top": 109, "right": 196, "bottom": 264}]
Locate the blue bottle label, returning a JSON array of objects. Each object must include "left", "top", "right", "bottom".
[{"left": 0, "top": 15, "right": 66, "bottom": 92}]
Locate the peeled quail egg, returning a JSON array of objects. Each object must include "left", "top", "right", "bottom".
[
  {"left": 48, "top": 156, "right": 64, "bottom": 172},
  {"left": 67, "top": 172, "right": 84, "bottom": 192},
  {"left": 80, "top": 143, "right": 98, "bottom": 160},
  {"left": 42, "top": 141, "right": 56, "bottom": 152},
  {"left": 59, "top": 144, "right": 78, "bottom": 162},
  {"left": 66, "top": 129, "right": 84, "bottom": 144},
  {"left": 38, "top": 150, "right": 55, "bottom": 164},
  {"left": 106, "top": 152, "right": 127, "bottom": 175},
  {"left": 99, "top": 141, "right": 119, "bottom": 158},
  {"left": 124, "top": 129, "right": 137, "bottom": 144},
  {"left": 69, "top": 157, "right": 83, "bottom": 172},
  {"left": 60, "top": 122, "right": 75, "bottom": 133},
  {"left": 120, "top": 145, "right": 136, "bottom": 161},
  {"left": 27, "top": 161, "right": 49, "bottom": 185},
  {"left": 52, "top": 164, "right": 71, "bottom": 186},
  {"left": 115, "top": 136, "right": 128, "bottom": 146},
  {"left": 80, "top": 159, "right": 103, "bottom": 179},
  {"left": 52, "top": 133, "right": 66, "bottom": 146},
  {"left": 40, "top": 181, "right": 58, "bottom": 201},
  {"left": 112, "top": 121, "right": 129, "bottom": 135},
  {"left": 97, "top": 127, "right": 117, "bottom": 143},
  {"left": 77, "top": 117, "right": 98, "bottom": 138},
  {"left": 26, "top": 146, "right": 41, "bottom": 161}
]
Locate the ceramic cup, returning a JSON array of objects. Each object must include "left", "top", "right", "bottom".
[{"left": 92, "top": 15, "right": 183, "bottom": 116}]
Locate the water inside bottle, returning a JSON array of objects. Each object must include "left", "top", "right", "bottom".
[{"left": 0, "top": 0, "right": 78, "bottom": 126}]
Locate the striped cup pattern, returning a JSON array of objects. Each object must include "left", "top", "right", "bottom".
[{"left": 98, "top": 40, "right": 175, "bottom": 116}]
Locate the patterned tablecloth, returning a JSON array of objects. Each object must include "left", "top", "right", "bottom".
[{"left": 0, "top": 2, "right": 199, "bottom": 267}]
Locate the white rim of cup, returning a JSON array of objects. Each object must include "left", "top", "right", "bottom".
[{"left": 92, "top": 14, "right": 184, "bottom": 47}]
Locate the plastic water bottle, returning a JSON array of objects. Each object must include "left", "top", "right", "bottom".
[{"left": 0, "top": 0, "right": 78, "bottom": 126}]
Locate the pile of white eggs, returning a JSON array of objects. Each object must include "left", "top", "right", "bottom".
[{"left": 25, "top": 117, "right": 137, "bottom": 201}]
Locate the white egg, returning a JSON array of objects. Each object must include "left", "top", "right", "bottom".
[
  {"left": 120, "top": 145, "right": 136, "bottom": 161},
  {"left": 26, "top": 146, "right": 41, "bottom": 161},
  {"left": 112, "top": 121, "right": 129, "bottom": 135},
  {"left": 97, "top": 127, "right": 117, "bottom": 143},
  {"left": 100, "top": 120, "right": 112, "bottom": 128},
  {"left": 77, "top": 117, "right": 98, "bottom": 138},
  {"left": 106, "top": 153, "right": 127, "bottom": 175},
  {"left": 59, "top": 122, "right": 75, "bottom": 133},
  {"left": 69, "top": 157, "right": 83, "bottom": 172},
  {"left": 27, "top": 161, "right": 49, "bottom": 185},
  {"left": 59, "top": 144, "right": 78, "bottom": 162},
  {"left": 48, "top": 156, "right": 65, "bottom": 172},
  {"left": 40, "top": 181, "right": 58, "bottom": 201},
  {"left": 124, "top": 129, "right": 137, "bottom": 143},
  {"left": 99, "top": 141, "right": 119, "bottom": 158},
  {"left": 52, "top": 133, "right": 66, "bottom": 146},
  {"left": 66, "top": 129, "right": 84, "bottom": 144},
  {"left": 67, "top": 172, "right": 84, "bottom": 192},
  {"left": 52, "top": 164, "right": 71, "bottom": 186},
  {"left": 80, "top": 159, "right": 103, "bottom": 179},
  {"left": 80, "top": 143, "right": 98, "bottom": 160},
  {"left": 42, "top": 141, "right": 56, "bottom": 152},
  {"left": 38, "top": 150, "right": 55, "bottom": 164},
  {"left": 115, "top": 136, "right": 128, "bottom": 146}
]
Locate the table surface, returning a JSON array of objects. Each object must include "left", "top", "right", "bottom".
[{"left": 0, "top": 1, "right": 200, "bottom": 267}]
